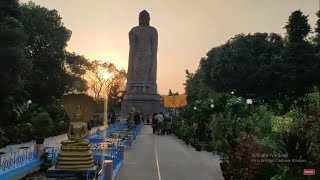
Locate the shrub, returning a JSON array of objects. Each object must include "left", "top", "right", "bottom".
[
  {"left": 17, "top": 123, "right": 32, "bottom": 142},
  {"left": 245, "top": 106, "right": 273, "bottom": 135},
  {"left": 225, "top": 97, "right": 248, "bottom": 118},
  {"left": 183, "top": 125, "right": 193, "bottom": 139},
  {"left": 301, "top": 87, "right": 320, "bottom": 115},
  {"left": 4, "top": 126, "right": 20, "bottom": 144},
  {"left": 214, "top": 139, "right": 229, "bottom": 152},
  {"left": 208, "top": 92, "right": 231, "bottom": 113},
  {"left": 31, "top": 112, "right": 52, "bottom": 138},
  {"left": 45, "top": 100, "right": 67, "bottom": 123}
]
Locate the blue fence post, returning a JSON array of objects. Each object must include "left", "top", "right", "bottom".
[
  {"left": 133, "top": 130, "right": 137, "bottom": 140},
  {"left": 102, "top": 160, "right": 113, "bottom": 180},
  {"left": 34, "top": 144, "right": 45, "bottom": 160},
  {"left": 0, "top": 154, "right": 3, "bottom": 170},
  {"left": 120, "top": 145, "right": 124, "bottom": 161},
  {"left": 128, "top": 135, "right": 133, "bottom": 146}
]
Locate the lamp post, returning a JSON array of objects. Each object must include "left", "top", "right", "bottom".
[
  {"left": 193, "top": 106, "right": 199, "bottom": 140},
  {"left": 246, "top": 99, "right": 253, "bottom": 113},
  {"left": 104, "top": 97, "right": 108, "bottom": 127},
  {"left": 61, "top": 105, "right": 66, "bottom": 120},
  {"left": 26, "top": 100, "right": 32, "bottom": 109}
]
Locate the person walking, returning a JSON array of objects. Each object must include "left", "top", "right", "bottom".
[
  {"left": 107, "top": 113, "right": 111, "bottom": 125},
  {"left": 152, "top": 113, "right": 158, "bottom": 134},
  {"left": 155, "top": 112, "right": 164, "bottom": 135},
  {"left": 139, "top": 113, "right": 142, "bottom": 124},
  {"left": 193, "top": 122, "right": 198, "bottom": 139},
  {"left": 147, "top": 114, "right": 150, "bottom": 124},
  {"left": 134, "top": 112, "right": 140, "bottom": 125},
  {"left": 111, "top": 112, "right": 116, "bottom": 124},
  {"left": 165, "top": 115, "right": 172, "bottom": 135}
]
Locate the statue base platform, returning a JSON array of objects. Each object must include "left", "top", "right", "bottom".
[
  {"left": 121, "top": 93, "right": 161, "bottom": 117},
  {"left": 47, "top": 166, "right": 97, "bottom": 180}
]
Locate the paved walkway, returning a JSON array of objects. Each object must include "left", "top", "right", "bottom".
[{"left": 115, "top": 126, "right": 223, "bottom": 180}]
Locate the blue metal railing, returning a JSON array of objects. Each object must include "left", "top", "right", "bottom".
[
  {"left": 89, "top": 122, "right": 126, "bottom": 143},
  {"left": 0, "top": 122, "right": 144, "bottom": 179},
  {"left": 44, "top": 146, "right": 60, "bottom": 166},
  {"left": 0, "top": 149, "right": 36, "bottom": 173}
]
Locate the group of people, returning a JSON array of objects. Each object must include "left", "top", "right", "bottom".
[
  {"left": 107, "top": 112, "right": 117, "bottom": 124},
  {"left": 126, "top": 111, "right": 143, "bottom": 125},
  {"left": 126, "top": 111, "right": 173, "bottom": 135},
  {"left": 152, "top": 112, "right": 172, "bottom": 135}
]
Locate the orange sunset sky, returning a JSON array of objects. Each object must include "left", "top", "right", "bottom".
[{"left": 20, "top": 0, "right": 319, "bottom": 95}]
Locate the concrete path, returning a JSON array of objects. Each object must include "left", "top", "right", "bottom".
[{"left": 115, "top": 126, "right": 224, "bottom": 180}]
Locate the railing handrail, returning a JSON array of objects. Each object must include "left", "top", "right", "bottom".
[
  {"left": 0, "top": 122, "right": 141, "bottom": 175},
  {"left": 0, "top": 148, "right": 36, "bottom": 173}
]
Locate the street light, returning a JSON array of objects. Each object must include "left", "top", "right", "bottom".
[
  {"left": 246, "top": 99, "right": 253, "bottom": 113},
  {"left": 26, "top": 100, "right": 32, "bottom": 109},
  {"left": 231, "top": 91, "right": 234, "bottom": 95}
]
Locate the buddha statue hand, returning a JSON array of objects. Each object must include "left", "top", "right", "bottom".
[{"left": 67, "top": 134, "right": 75, "bottom": 140}]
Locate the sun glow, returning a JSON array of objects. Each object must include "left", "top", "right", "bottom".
[{"left": 101, "top": 71, "right": 112, "bottom": 79}]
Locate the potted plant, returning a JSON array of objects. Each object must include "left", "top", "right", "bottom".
[
  {"left": 177, "top": 126, "right": 183, "bottom": 139},
  {"left": 0, "top": 130, "right": 9, "bottom": 148},
  {"left": 195, "top": 144, "right": 202, "bottom": 151},
  {"left": 190, "top": 138, "right": 195, "bottom": 147},
  {"left": 205, "top": 143, "right": 215, "bottom": 152},
  {"left": 193, "top": 140, "right": 202, "bottom": 151},
  {"left": 184, "top": 126, "right": 193, "bottom": 145},
  {"left": 31, "top": 112, "right": 52, "bottom": 144}
]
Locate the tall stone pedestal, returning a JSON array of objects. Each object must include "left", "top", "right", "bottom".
[{"left": 121, "top": 92, "right": 160, "bottom": 117}]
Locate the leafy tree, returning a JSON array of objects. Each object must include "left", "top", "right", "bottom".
[
  {"left": 185, "top": 10, "right": 320, "bottom": 112},
  {"left": 284, "top": 10, "right": 319, "bottom": 98},
  {"left": 87, "top": 60, "right": 114, "bottom": 101},
  {"left": 201, "top": 33, "right": 284, "bottom": 102},
  {"left": 86, "top": 60, "right": 127, "bottom": 111},
  {"left": 315, "top": 11, "right": 320, "bottom": 50},
  {"left": 0, "top": 0, "right": 31, "bottom": 126},
  {"left": 284, "top": 10, "right": 311, "bottom": 43},
  {"left": 107, "top": 69, "right": 127, "bottom": 112},
  {"left": 0, "top": 0, "right": 20, "bottom": 18},
  {"left": 19, "top": 2, "right": 72, "bottom": 105},
  {"left": 65, "top": 52, "right": 90, "bottom": 92},
  {"left": 167, "top": 89, "right": 179, "bottom": 96},
  {"left": 184, "top": 69, "right": 210, "bottom": 105}
]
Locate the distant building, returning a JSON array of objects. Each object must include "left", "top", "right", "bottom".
[
  {"left": 161, "top": 94, "right": 187, "bottom": 108},
  {"left": 161, "top": 94, "right": 187, "bottom": 116}
]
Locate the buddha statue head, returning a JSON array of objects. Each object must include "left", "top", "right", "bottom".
[
  {"left": 74, "top": 105, "right": 83, "bottom": 122},
  {"left": 139, "top": 10, "right": 150, "bottom": 26}
]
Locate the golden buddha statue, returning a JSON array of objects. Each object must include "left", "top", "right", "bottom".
[
  {"left": 55, "top": 92, "right": 96, "bottom": 169},
  {"left": 128, "top": 107, "right": 136, "bottom": 124}
]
